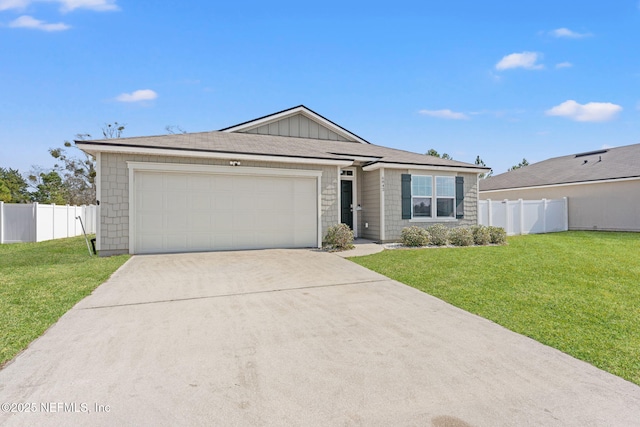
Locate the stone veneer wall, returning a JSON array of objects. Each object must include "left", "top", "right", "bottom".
[
  {"left": 383, "top": 169, "right": 479, "bottom": 242},
  {"left": 98, "top": 153, "right": 339, "bottom": 255}
]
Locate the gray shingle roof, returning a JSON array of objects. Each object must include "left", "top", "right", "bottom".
[
  {"left": 480, "top": 143, "right": 640, "bottom": 191},
  {"left": 77, "top": 130, "right": 487, "bottom": 170}
]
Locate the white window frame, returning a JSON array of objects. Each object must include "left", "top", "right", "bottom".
[
  {"left": 435, "top": 175, "right": 456, "bottom": 219},
  {"left": 410, "top": 175, "right": 433, "bottom": 219},
  {"left": 409, "top": 174, "right": 458, "bottom": 222}
]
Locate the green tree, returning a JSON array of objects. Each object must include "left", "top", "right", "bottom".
[
  {"left": 426, "top": 149, "right": 453, "bottom": 160},
  {"left": 475, "top": 155, "right": 493, "bottom": 179},
  {"left": 508, "top": 158, "right": 530, "bottom": 171},
  {"left": 0, "top": 167, "right": 31, "bottom": 203},
  {"left": 29, "top": 171, "right": 67, "bottom": 204},
  {"left": 48, "top": 122, "right": 125, "bottom": 205}
]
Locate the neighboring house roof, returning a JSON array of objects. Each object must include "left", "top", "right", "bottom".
[
  {"left": 219, "top": 105, "right": 371, "bottom": 145},
  {"left": 77, "top": 131, "right": 488, "bottom": 171},
  {"left": 480, "top": 143, "right": 640, "bottom": 191}
]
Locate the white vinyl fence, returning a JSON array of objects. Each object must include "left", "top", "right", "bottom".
[
  {"left": 0, "top": 202, "right": 96, "bottom": 244},
  {"left": 478, "top": 198, "right": 568, "bottom": 236}
]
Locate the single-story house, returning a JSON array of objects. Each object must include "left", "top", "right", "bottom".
[
  {"left": 77, "top": 105, "right": 490, "bottom": 255},
  {"left": 479, "top": 143, "right": 640, "bottom": 232}
]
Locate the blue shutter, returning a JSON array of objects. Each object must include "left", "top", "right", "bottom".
[
  {"left": 401, "top": 174, "right": 411, "bottom": 219},
  {"left": 455, "top": 176, "right": 464, "bottom": 219}
]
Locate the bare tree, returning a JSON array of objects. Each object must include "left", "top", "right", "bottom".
[{"left": 165, "top": 125, "right": 187, "bottom": 135}]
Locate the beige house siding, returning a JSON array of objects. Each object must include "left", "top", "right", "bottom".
[
  {"left": 383, "top": 170, "right": 479, "bottom": 242},
  {"left": 239, "top": 114, "right": 351, "bottom": 142},
  {"left": 480, "top": 179, "right": 640, "bottom": 232},
  {"left": 98, "top": 153, "right": 339, "bottom": 256},
  {"left": 360, "top": 169, "right": 381, "bottom": 240}
]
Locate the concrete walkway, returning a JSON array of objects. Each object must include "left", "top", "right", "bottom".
[
  {"left": 333, "top": 238, "right": 384, "bottom": 258},
  {"left": 1, "top": 249, "right": 639, "bottom": 426}
]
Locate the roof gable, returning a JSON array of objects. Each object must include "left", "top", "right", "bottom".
[{"left": 220, "top": 105, "right": 370, "bottom": 144}]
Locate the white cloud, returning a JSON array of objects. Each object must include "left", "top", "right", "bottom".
[
  {"left": 57, "top": 0, "right": 118, "bottom": 12},
  {"left": 545, "top": 100, "right": 623, "bottom": 122},
  {"left": 0, "top": 0, "right": 30, "bottom": 11},
  {"left": 115, "top": 89, "right": 158, "bottom": 103},
  {"left": 555, "top": 61, "right": 573, "bottom": 69},
  {"left": 9, "top": 14, "right": 70, "bottom": 31},
  {"left": 0, "top": 0, "right": 118, "bottom": 12},
  {"left": 419, "top": 109, "right": 469, "bottom": 120},
  {"left": 495, "top": 52, "right": 544, "bottom": 71},
  {"left": 550, "top": 28, "right": 591, "bottom": 39}
]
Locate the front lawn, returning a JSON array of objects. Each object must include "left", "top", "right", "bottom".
[
  {"left": 0, "top": 236, "right": 129, "bottom": 367},
  {"left": 351, "top": 231, "right": 640, "bottom": 385}
]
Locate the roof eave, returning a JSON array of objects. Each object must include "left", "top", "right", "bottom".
[
  {"left": 362, "top": 161, "right": 491, "bottom": 174},
  {"left": 75, "top": 141, "right": 354, "bottom": 167},
  {"left": 480, "top": 175, "right": 640, "bottom": 192}
]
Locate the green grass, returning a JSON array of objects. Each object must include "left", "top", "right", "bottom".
[
  {"left": 351, "top": 231, "right": 640, "bottom": 385},
  {"left": 0, "top": 236, "right": 129, "bottom": 367}
]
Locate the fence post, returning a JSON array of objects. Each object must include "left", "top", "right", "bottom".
[
  {"left": 33, "top": 202, "right": 39, "bottom": 242},
  {"left": 503, "top": 200, "right": 510, "bottom": 235},
  {"left": 52, "top": 203, "right": 57, "bottom": 240},
  {"left": 542, "top": 199, "right": 547, "bottom": 233},
  {"left": 519, "top": 199, "right": 524, "bottom": 235},
  {"left": 487, "top": 199, "right": 492, "bottom": 226},
  {"left": 0, "top": 201, "right": 4, "bottom": 244},
  {"left": 563, "top": 197, "right": 569, "bottom": 231}
]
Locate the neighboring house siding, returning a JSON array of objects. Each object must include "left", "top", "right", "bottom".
[
  {"left": 383, "top": 169, "right": 478, "bottom": 241},
  {"left": 480, "top": 179, "right": 640, "bottom": 232},
  {"left": 360, "top": 169, "right": 381, "bottom": 240},
  {"left": 98, "top": 153, "right": 339, "bottom": 255},
  {"left": 240, "top": 114, "right": 351, "bottom": 142}
]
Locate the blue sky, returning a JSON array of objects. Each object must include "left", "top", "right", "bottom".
[{"left": 1, "top": 0, "right": 639, "bottom": 175}]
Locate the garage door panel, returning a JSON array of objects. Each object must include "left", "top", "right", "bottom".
[
  {"left": 134, "top": 170, "right": 318, "bottom": 254},
  {"left": 139, "top": 192, "right": 164, "bottom": 210},
  {"left": 165, "top": 174, "right": 188, "bottom": 190},
  {"left": 165, "top": 234, "right": 188, "bottom": 251},
  {"left": 190, "top": 175, "right": 211, "bottom": 190}
]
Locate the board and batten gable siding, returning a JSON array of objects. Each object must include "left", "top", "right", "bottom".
[
  {"left": 360, "top": 169, "right": 381, "bottom": 240},
  {"left": 239, "top": 114, "right": 352, "bottom": 142},
  {"left": 480, "top": 179, "right": 640, "bottom": 232},
  {"left": 98, "top": 153, "right": 339, "bottom": 256},
  {"left": 383, "top": 169, "right": 479, "bottom": 241}
]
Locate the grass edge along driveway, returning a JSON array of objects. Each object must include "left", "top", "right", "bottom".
[
  {"left": 351, "top": 231, "right": 640, "bottom": 386},
  {"left": 0, "top": 236, "right": 129, "bottom": 367}
]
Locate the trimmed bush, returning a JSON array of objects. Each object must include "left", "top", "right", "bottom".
[
  {"left": 471, "top": 225, "right": 491, "bottom": 246},
  {"left": 323, "top": 223, "right": 354, "bottom": 251},
  {"left": 401, "top": 226, "right": 429, "bottom": 247},
  {"left": 488, "top": 226, "right": 507, "bottom": 245},
  {"left": 427, "top": 224, "right": 449, "bottom": 246},
  {"left": 449, "top": 227, "right": 474, "bottom": 246}
]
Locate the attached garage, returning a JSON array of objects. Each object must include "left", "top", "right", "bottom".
[{"left": 128, "top": 162, "right": 322, "bottom": 254}]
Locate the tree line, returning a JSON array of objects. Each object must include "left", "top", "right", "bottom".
[
  {"left": 0, "top": 123, "right": 126, "bottom": 205},
  {"left": 426, "top": 149, "right": 529, "bottom": 178}
]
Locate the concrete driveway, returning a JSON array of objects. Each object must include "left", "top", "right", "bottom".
[{"left": 1, "top": 249, "right": 639, "bottom": 427}]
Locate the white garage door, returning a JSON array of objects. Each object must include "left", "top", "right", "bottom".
[{"left": 132, "top": 169, "right": 318, "bottom": 254}]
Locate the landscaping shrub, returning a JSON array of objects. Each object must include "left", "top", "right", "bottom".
[
  {"left": 471, "top": 225, "right": 491, "bottom": 246},
  {"left": 488, "top": 226, "right": 507, "bottom": 244},
  {"left": 427, "top": 224, "right": 449, "bottom": 246},
  {"left": 401, "top": 226, "right": 430, "bottom": 247},
  {"left": 323, "top": 223, "right": 354, "bottom": 251},
  {"left": 449, "top": 227, "right": 474, "bottom": 246}
]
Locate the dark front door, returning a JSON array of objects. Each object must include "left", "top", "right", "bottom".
[{"left": 341, "top": 180, "right": 353, "bottom": 229}]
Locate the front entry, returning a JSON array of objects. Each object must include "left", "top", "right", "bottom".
[{"left": 341, "top": 180, "right": 353, "bottom": 230}]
